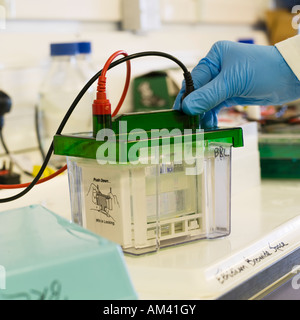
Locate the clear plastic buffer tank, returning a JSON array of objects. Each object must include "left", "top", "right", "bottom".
[{"left": 54, "top": 110, "right": 244, "bottom": 255}]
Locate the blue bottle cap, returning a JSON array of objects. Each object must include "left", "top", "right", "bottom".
[
  {"left": 237, "top": 38, "right": 255, "bottom": 44},
  {"left": 50, "top": 42, "right": 78, "bottom": 56},
  {"left": 77, "top": 41, "right": 92, "bottom": 54}
]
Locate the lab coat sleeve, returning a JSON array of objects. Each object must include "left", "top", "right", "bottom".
[{"left": 275, "top": 34, "right": 300, "bottom": 81}]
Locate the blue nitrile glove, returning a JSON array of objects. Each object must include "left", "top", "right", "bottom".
[{"left": 173, "top": 40, "right": 300, "bottom": 128}]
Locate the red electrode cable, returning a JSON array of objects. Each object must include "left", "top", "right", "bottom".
[
  {"left": 0, "top": 50, "right": 131, "bottom": 190},
  {"left": 93, "top": 50, "right": 131, "bottom": 118},
  {"left": 0, "top": 165, "right": 67, "bottom": 189}
]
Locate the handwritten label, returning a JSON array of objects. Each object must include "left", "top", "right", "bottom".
[
  {"left": 214, "top": 146, "right": 230, "bottom": 159},
  {"left": 0, "top": 279, "right": 68, "bottom": 300},
  {"left": 215, "top": 241, "right": 289, "bottom": 285}
]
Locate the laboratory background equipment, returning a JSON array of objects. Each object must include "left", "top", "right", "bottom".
[
  {"left": 76, "top": 41, "right": 96, "bottom": 82},
  {"left": 257, "top": 103, "right": 300, "bottom": 178},
  {"left": 0, "top": 89, "right": 33, "bottom": 183},
  {"left": 0, "top": 90, "right": 11, "bottom": 130},
  {"left": 132, "top": 70, "right": 179, "bottom": 112},
  {"left": 36, "top": 42, "right": 92, "bottom": 167}
]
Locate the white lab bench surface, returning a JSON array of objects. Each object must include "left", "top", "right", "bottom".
[{"left": 1, "top": 164, "right": 300, "bottom": 300}]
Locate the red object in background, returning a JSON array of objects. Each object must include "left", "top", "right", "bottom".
[{"left": 260, "top": 105, "right": 276, "bottom": 117}]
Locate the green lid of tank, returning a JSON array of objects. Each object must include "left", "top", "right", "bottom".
[{"left": 54, "top": 110, "right": 243, "bottom": 161}]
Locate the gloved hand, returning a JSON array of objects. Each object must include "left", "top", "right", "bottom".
[{"left": 173, "top": 40, "right": 300, "bottom": 128}]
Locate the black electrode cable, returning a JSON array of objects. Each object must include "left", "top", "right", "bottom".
[
  {"left": 0, "top": 51, "right": 194, "bottom": 203},
  {"left": 56, "top": 51, "right": 194, "bottom": 135},
  {"left": 34, "top": 104, "right": 46, "bottom": 161}
]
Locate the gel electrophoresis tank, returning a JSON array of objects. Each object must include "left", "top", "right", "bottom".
[{"left": 54, "top": 110, "right": 243, "bottom": 255}]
